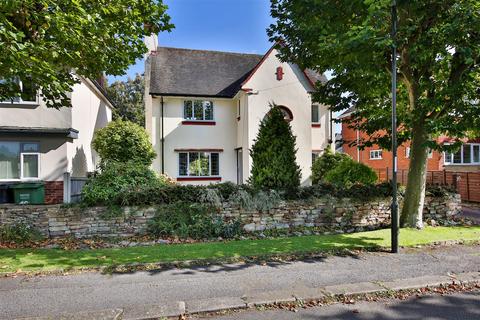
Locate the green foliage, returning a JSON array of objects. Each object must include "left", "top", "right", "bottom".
[
  {"left": 82, "top": 161, "right": 166, "bottom": 206},
  {"left": 250, "top": 105, "right": 301, "bottom": 191},
  {"left": 0, "top": 223, "right": 42, "bottom": 244},
  {"left": 228, "top": 189, "right": 281, "bottom": 211},
  {"left": 0, "top": 1, "right": 173, "bottom": 108},
  {"left": 147, "top": 203, "right": 242, "bottom": 240},
  {"left": 324, "top": 161, "right": 378, "bottom": 187},
  {"left": 92, "top": 120, "right": 156, "bottom": 166},
  {"left": 107, "top": 74, "right": 145, "bottom": 126},
  {"left": 311, "top": 149, "right": 352, "bottom": 184}
]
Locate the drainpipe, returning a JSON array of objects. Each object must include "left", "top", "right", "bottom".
[
  {"left": 161, "top": 96, "right": 165, "bottom": 174},
  {"left": 356, "top": 129, "right": 360, "bottom": 162},
  {"left": 329, "top": 110, "right": 334, "bottom": 153}
]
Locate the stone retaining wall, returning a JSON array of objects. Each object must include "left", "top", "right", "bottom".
[{"left": 0, "top": 193, "right": 461, "bottom": 239}]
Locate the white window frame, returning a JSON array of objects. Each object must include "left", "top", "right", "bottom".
[
  {"left": 183, "top": 100, "right": 214, "bottom": 122},
  {"left": 444, "top": 143, "right": 480, "bottom": 165},
  {"left": 20, "top": 152, "right": 41, "bottom": 180},
  {"left": 311, "top": 104, "right": 320, "bottom": 124},
  {"left": 178, "top": 152, "right": 220, "bottom": 177},
  {"left": 406, "top": 147, "right": 433, "bottom": 159},
  {"left": 0, "top": 142, "right": 40, "bottom": 181},
  {"left": 0, "top": 78, "right": 39, "bottom": 105},
  {"left": 369, "top": 150, "right": 383, "bottom": 160}
]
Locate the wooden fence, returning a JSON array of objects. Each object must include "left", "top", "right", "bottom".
[{"left": 376, "top": 168, "right": 480, "bottom": 203}]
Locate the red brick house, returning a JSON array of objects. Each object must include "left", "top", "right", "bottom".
[{"left": 340, "top": 110, "right": 480, "bottom": 174}]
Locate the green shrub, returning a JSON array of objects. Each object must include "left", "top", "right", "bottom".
[
  {"left": 311, "top": 149, "right": 352, "bottom": 184},
  {"left": 0, "top": 223, "right": 43, "bottom": 244},
  {"left": 324, "top": 160, "right": 378, "bottom": 187},
  {"left": 92, "top": 119, "right": 156, "bottom": 165},
  {"left": 82, "top": 161, "right": 167, "bottom": 206},
  {"left": 249, "top": 105, "right": 301, "bottom": 191},
  {"left": 147, "top": 203, "right": 242, "bottom": 239}
]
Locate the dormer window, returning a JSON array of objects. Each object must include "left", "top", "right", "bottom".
[{"left": 183, "top": 100, "right": 214, "bottom": 121}]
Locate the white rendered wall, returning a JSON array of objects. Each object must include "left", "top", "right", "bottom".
[
  {"left": 150, "top": 96, "right": 237, "bottom": 184},
  {"left": 243, "top": 49, "right": 319, "bottom": 185},
  {"left": 68, "top": 79, "right": 112, "bottom": 177}
]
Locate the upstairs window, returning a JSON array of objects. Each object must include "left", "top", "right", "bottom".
[
  {"left": 369, "top": 150, "right": 383, "bottom": 160},
  {"left": 311, "top": 105, "right": 320, "bottom": 123},
  {"left": 0, "top": 142, "right": 40, "bottom": 180},
  {"left": 444, "top": 144, "right": 480, "bottom": 165},
  {"left": 1, "top": 78, "right": 38, "bottom": 104},
  {"left": 183, "top": 100, "right": 214, "bottom": 121},
  {"left": 178, "top": 152, "right": 219, "bottom": 177}
]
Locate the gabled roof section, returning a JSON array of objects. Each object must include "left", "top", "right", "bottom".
[{"left": 149, "top": 47, "right": 263, "bottom": 98}]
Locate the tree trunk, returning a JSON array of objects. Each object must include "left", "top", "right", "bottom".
[{"left": 400, "top": 119, "right": 429, "bottom": 228}]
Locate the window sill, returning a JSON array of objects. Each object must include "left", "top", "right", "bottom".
[
  {"left": 0, "top": 102, "right": 39, "bottom": 108},
  {"left": 369, "top": 158, "right": 383, "bottom": 160},
  {"left": 176, "top": 177, "right": 222, "bottom": 181},
  {"left": 444, "top": 163, "right": 480, "bottom": 166},
  {"left": 182, "top": 121, "right": 216, "bottom": 126},
  {"left": 311, "top": 123, "right": 321, "bottom": 128}
]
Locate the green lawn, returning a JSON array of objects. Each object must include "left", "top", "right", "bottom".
[{"left": 0, "top": 226, "right": 479, "bottom": 274}]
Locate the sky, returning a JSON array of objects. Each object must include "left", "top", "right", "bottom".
[{"left": 108, "top": 0, "right": 274, "bottom": 82}]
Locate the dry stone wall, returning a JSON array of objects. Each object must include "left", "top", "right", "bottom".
[{"left": 0, "top": 193, "right": 461, "bottom": 239}]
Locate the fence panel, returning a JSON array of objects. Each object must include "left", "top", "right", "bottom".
[
  {"left": 70, "top": 177, "right": 88, "bottom": 203},
  {"left": 376, "top": 168, "right": 479, "bottom": 203}
]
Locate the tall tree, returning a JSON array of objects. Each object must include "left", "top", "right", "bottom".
[
  {"left": 107, "top": 74, "right": 145, "bottom": 126},
  {"left": 0, "top": 1, "right": 172, "bottom": 108},
  {"left": 250, "top": 105, "right": 301, "bottom": 191},
  {"left": 268, "top": 0, "right": 480, "bottom": 228}
]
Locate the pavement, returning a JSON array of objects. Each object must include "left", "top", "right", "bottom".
[
  {"left": 191, "top": 291, "right": 480, "bottom": 320},
  {"left": 1, "top": 244, "right": 480, "bottom": 319},
  {"left": 461, "top": 204, "right": 480, "bottom": 223}
]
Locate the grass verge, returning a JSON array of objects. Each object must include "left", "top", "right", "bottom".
[{"left": 0, "top": 226, "right": 479, "bottom": 274}]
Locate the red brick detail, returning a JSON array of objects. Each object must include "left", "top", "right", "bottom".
[
  {"left": 312, "top": 123, "right": 321, "bottom": 128},
  {"left": 182, "top": 121, "right": 216, "bottom": 125},
  {"left": 44, "top": 181, "right": 63, "bottom": 204},
  {"left": 176, "top": 177, "right": 222, "bottom": 182}
]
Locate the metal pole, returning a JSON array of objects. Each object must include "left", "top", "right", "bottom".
[{"left": 391, "top": 0, "right": 399, "bottom": 253}]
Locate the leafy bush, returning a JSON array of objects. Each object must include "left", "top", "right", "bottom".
[
  {"left": 92, "top": 119, "right": 156, "bottom": 165},
  {"left": 324, "top": 160, "right": 378, "bottom": 187},
  {"left": 250, "top": 105, "right": 301, "bottom": 191},
  {"left": 147, "top": 203, "right": 242, "bottom": 239},
  {"left": 0, "top": 223, "right": 43, "bottom": 244},
  {"left": 311, "top": 149, "right": 352, "bottom": 184},
  {"left": 82, "top": 161, "right": 169, "bottom": 206}
]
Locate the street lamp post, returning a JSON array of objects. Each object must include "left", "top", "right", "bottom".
[{"left": 391, "top": 0, "right": 399, "bottom": 253}]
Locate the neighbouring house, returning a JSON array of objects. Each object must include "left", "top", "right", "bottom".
[
  {"left": 144, "top": 36, "right": 332, "bottom": 185},
  {"left": 0, "top": 77, "right": 113, "bottom": 204},
  {"left": 340, "top": 108, "right": 480, "bottom": 173}
]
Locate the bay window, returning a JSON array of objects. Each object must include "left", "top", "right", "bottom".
[
  {"left": 178, "top": 152, "right": 219, "bottom": 177},
  {"left": 444, "top": 144, "right": 480, "bottom": 165},
  {"left": 183, "top": 100, "right": 214, "bottom": 121},
  {"left": 0, "top": 142, "right": 40, "bottom": 180}
]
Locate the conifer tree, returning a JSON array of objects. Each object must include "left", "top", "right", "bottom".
[{"left": 250, "top": 104, "right": 301, "bottom": 190}]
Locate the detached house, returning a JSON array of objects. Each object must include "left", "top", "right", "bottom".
[
  {"left": 144, "top": 38, "right": 332, "bottom": 185},
  {"left": 0, "top": 77, "right": 113, "bottom": 204}
]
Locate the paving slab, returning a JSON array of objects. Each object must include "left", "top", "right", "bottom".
[
  {"left": 122, "top": 301, "right": 186, "bottom": 319},
  {"left": 18, "top": 309, "right": 123, "bottom": 320},
  {"left": 380, "top": 275, "right": 453, "bottom": 291},
  {"left": 324, "top": 281, "right": 386, "bottom": 295},
  {"left": 187, "top": 297, "right": 246, "bottom": 314}
]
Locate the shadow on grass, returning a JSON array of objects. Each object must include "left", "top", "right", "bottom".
[{"left": 0, "top": 233, "right": 387, "bottom": 275}]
